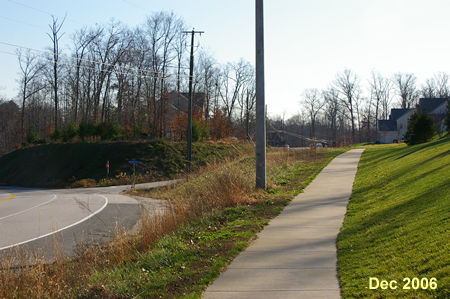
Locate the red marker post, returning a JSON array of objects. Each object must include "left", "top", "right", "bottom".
[{"left": 106, "top": 160, "right": 110, "bottom": 178}]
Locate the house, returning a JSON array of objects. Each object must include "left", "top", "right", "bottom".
[
  {"left": 166, "top": 91, "right": 206, "bottom": 120},
  {"left": 377, "top": 108, "right": 415, "bottom": 143},
  {"left": 377, "top": 97, "right": 448, "bottom": 143},
  {"left": 165, "top": 91, "right": 206, "bottom": 139},
  {"left": 417, "top": 97, "right": 448, "bottom": 132}
]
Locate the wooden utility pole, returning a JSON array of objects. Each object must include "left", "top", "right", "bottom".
[
  {"left": 255, "top": 0, "right": 266, "bottom": 189},
  {"left": 183, "top": 29, "right": 204, "bottom": 172}
]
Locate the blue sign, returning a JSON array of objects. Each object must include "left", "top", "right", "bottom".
[{"left": 128, "top": 159, "right": 141, "bottom": 164}]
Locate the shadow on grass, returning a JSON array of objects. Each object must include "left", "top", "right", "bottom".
[
  {"left": 351, "top": 138, "right": 449, "bottom": 196},
  {"left": 339, "top": 179, "right": 447, "bottom": 248},
  {"left": 359, "top": 137, "right": 448, "bottom": 170},
  {"left": 394, "top": 137, "right": 449, "bottom": 160}
]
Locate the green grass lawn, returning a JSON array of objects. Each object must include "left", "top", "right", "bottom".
[{"left": 338, "top": 135, "right": 450, "bottom": 298}]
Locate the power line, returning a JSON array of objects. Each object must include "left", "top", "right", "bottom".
[
  {"left": 7, "top": 0, "right": 82, "bottom": 26},
  {"left": 1, "top": 41, "right": 255, "bottom": 93},
  {"left": 7, "top": 0, "right": 52, "bottom": 16},
  {"left": 0, "top": 49, "right": 171, "bottom": 80},
  {"left": 0, "top": 40, "right": 195, "bottom": 79},
  {"left": 0, "top": 15, "right": 44, "bottom": 30},
  {"left": 267, "top": 121, "right": 329, "bottom": 143},
  {"left": 0, "top": 41, "right": 158, "bottom": 76},
  {"left": 6, "top": 1, "right": 204, "bottom": 74}
]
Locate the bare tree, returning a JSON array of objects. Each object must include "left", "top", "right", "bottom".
[
  {"left": 353, "top": 95, "right": 364, "bottom": 142},
  {"left": 421, "top": 78, "right": 436, "bottom": 98},
  {"left": 115, "top": 27, "right": 148, "bottom": 129},
  {"left": 369, "top": 71, "right": 391, "bottom": 132},
  {"left": 173, "top": 31, "right": 187, "bottom": 95},
  {"left": 394, "top": 73, "right": 418, "bottom": 109},
  {"left": 90, "top": 21, "right": 126, "bottom": 122},
  {"left": 220, "top": 59, "right": 253, "bottom": 119},
  {"left": 434, "top": 72, "right": 450, "bottom": 97},
  {"left": 197, "top": 52, "right": 217, "bottom": 120},
  {"left": 302, "top": 88, "right": 325, "bottom": 138},
  {"left": 146, "top": 13, "right": 165, "bottom": 137},
  {"left": 47, "top": 15, "right": 66, "bottom": 130},
  {"left": 71, "top": 27, "right": 102, "bottom": 122},
  {"left": 235, "top": 67, "right": 255, "bottom": 139},
  {"left": 323, "top": 88, "right": 340, "bottom": 144},
  {"left": 158, "top": 12, "right": 182, "bottom": 137},
  {"left": 333, "top": 69, "right": 360, "bottom": 142},
  {"left": 244, "top": 86, "right": 256, "bottom": 139},
  {"left": 421, "top": 72, "right": 449, "bottom": 98},
  {"left": 17, "top": 49, "right": 45, "bottom": 138},
  {"left": 0, "top": 100, "right": 21, "bottom": 154}
]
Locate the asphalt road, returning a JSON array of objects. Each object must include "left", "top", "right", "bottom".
[{"left": 0, "top": 180, "right": 179, "bottom": 261}]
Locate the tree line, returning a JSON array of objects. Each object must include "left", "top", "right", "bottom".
[
  {"left": 0, "top": 11, "right": 258, "bottom": 155},
  {"left": 1, "top": 11, "right": 449, "bottom": 155},
  {"left": 268, "top": 70, "right": 449, "bottom": 147}
]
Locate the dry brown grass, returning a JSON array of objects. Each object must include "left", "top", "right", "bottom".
[
  {"left": 0, "top": 146, "right": 332, "bottom": 298},
  {"left": 150, "top": 147, "right": 324, "bottom": 221},
  {"left": 0, "top": 245, "right": 70, "bottom": 298}
]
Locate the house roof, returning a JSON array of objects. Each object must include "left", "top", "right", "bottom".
[
  {"left": 419, "top": 98, "right": 448, "bottom": 114},
  {"left": 378, "top": 119, "right": 397, "bottom": 131},
  {"left": 390, "top": 108, "right": 413, "bottom": 121},
  {"left": 168, "top": 92, "right": 189, "bottom": 112},
  {"left": 167, "top": 91, "right": 205, "bottom": 111}
]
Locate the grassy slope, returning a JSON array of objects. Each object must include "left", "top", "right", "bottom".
[
  {"left": 338, "top": 136, "right": 450, "bottom": 298},
  {"left": 0, "top": 141, "right": 247, "bottom": 187}
]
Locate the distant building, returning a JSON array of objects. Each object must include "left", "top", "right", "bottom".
[
  {"left": 378, "top": 108, "right": 415, "bottom": 143},
  {"left": 417, "top": 97, "right": 448, "bottom": 133},
  {"left": 165, "top": 91, "right": 206, "bottom": 139},
  {"left": 166, "top": 91, "right": 206, "bottom": 120},
  {"left": 377, "top": 97, "right": 448, "bottom": 143}
]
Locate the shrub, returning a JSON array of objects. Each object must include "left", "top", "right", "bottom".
[
  {"left": 192, "top": 119, "right": 209, "bottom": 142},
  {"left": 71, "top": 178, "right": 97, "bottom": 188},
  {"left": 405, "top": 112, "right": 436, "bottom": 145},
  {"left": 133, "top": 125, "right": 144, "bottom": 138},
  {"left": 62, "top": 123, "right": 79, "bottom": 142},
  {"left": 96, "top": 122, "right": 123, "bottom": 140},
  {"left": 79, "top": 122, "right": 97, "bottom": 141},
  {"left": 24, "top": 128, "right": 43, "bottom": 145},
  {"left": 50, "top": 129, "right": 62, "bottom": 141}
]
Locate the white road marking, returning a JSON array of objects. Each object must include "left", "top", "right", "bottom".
[
  {"left": 0, "top": 194, "right": 108, "bottom": 251},
  {"left": 0, "top": 194, "right": 57, "bottom": 221}
]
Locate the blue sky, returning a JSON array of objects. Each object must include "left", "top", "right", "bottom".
[{"left": 1, "top": 0, "right": 450, "bottom": 117}]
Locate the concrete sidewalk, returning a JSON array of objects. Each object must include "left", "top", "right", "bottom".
[{"left": 203, "top": 149, "right": 364, "bottom": 299}]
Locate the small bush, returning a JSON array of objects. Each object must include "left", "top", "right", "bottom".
[
  {"left": 79, "top": 122, "right": 97, "bottom": 141},
  {"left": 71, "top": 178, "right": 97, "bottom": 188},
  {"left": 192, "top": 119, "right": 209, "bottom": 142},
  {"left": 62, "top": 123, "right": 79, "bottom": 142},
  {"left": 24, "top": 128, "right": 44, "bottom": 145},
  {"left": 96, "top": 122, "right": 123, "bottom": 140},
  {"left": 50, "top": 129, "right": 62, "bottom": 141}
]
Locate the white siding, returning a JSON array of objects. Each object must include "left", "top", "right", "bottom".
[
  {"left": 378, "top": 131, "right": 399, "bottom": 144},
  {"left": 396, "top": 110, "right": 415, "bottom": 140}
]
